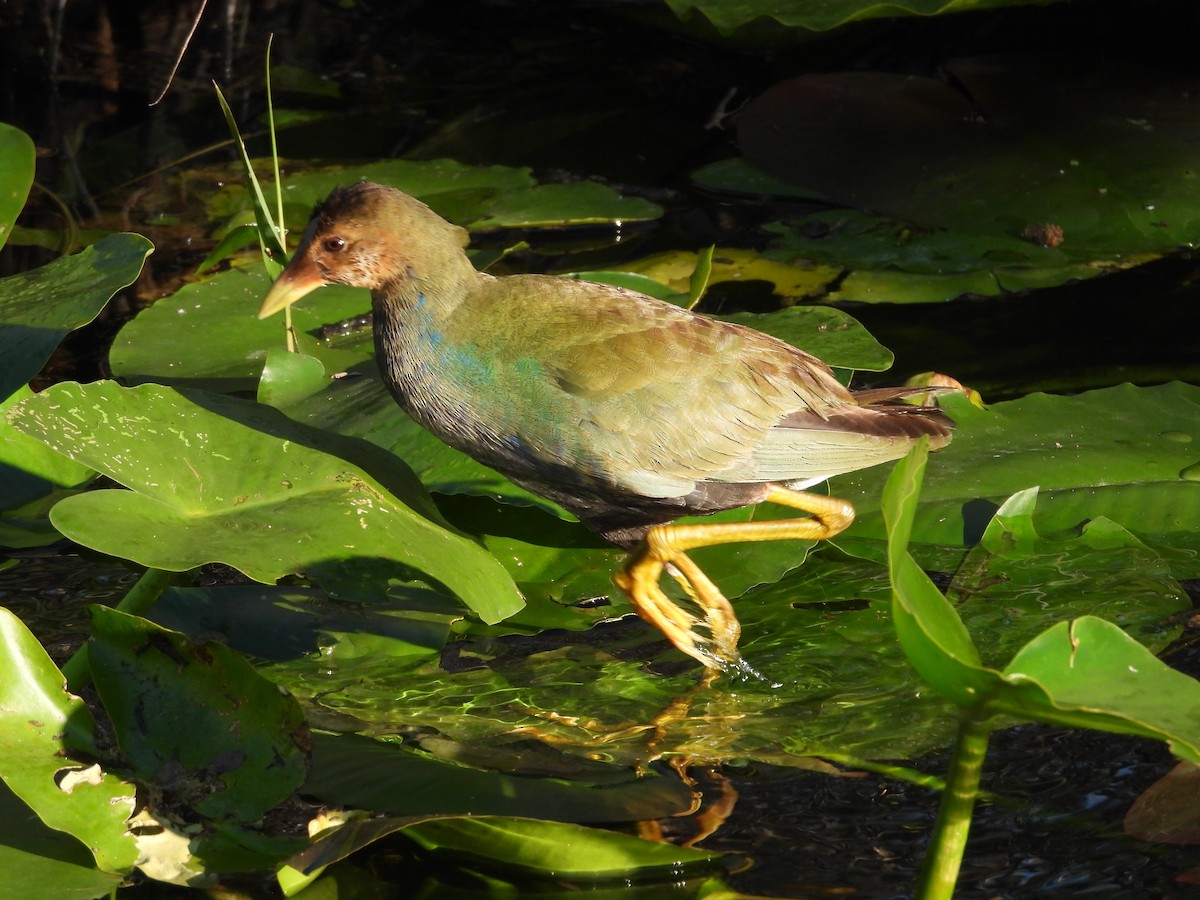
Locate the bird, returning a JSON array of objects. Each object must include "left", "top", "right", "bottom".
[{"left": 259, "top": 182, "right": 952, "bottom": 673}]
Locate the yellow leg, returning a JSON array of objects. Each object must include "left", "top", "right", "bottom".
[{"left": 613, "top": 487, "right": 855, "bottom": 672}]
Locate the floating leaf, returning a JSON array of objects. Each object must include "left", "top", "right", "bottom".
[
  {"left": 0, "top": 231, "right": 148, "bottom": 540},
  {"left": 88, "top": 607, "right": 308, "bottom": 821},
  {"left": 257, "top": 347, "right": 328, "bottom": 408},
  {"left": 399, "top": 816, "right": 722, "bottom": 880},
  {"left": 204, "top": 158, "right": 661, "bottom": 234},
  {"left": 835, "top": 383, "right": 1200, "bottom": 577},
  {"left": 0, "top": 781, "right": 123, "bottom": 900},
  {"left": 0, "top": 123, "right": 34, "bottom": 252},
  {"left": 729, "top": 59, "right": 1200, "bottom": 297},
  {"left": 0, "top": 386, "right": 94, "bottom": 546},
  {"left": 7, "top": 381, "right": 524, "bottom": 623},
  {"left": 883, "top": 442, "right": 1200, "bottom": 761},
  {"left": 753, "top": 208, "right": 1104, "bottom": 304},
  {"left": 0, "top": 609, "right": 138, "bottom": 874},
  {"left": 665, "top": 0, "right": 1061, "bottom": 34},
  {"left": 0, "top": 232, "right": 152, "bottom": 400},
  {"left": 109, "top": 262, "right": 370, "bottom": 393}
]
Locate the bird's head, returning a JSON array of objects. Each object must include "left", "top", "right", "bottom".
[{"left": 258, "top": 182, "right": 470, "bottom": 319}]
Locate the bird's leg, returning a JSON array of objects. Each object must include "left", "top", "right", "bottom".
[{"left": 614, "top": 487, "right": 855, "bottom": 671}]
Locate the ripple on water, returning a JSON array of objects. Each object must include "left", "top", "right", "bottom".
[{"left": 0, "top": 551, "right": 140, "bottom": 659}]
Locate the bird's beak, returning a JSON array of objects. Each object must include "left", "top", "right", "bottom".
[{"left": 258, "top": 253, "right": 329, "bottom": 319}]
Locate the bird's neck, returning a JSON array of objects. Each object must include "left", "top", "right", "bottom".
[{"left": 370, "top": 262, "right": 485, "bottom": 410}]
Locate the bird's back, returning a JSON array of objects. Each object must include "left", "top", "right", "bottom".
[{"left": 381, "top": 273, "right": 949, "bottom": 526}]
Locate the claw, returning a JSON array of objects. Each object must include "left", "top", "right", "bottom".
[{"left": 611, "top": 487, "right": 857, "bottom": 675}]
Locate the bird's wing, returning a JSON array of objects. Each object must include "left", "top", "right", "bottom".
[
  {"left": 456, "top": 276, "right": 858, "bottom": 498},
  {"left": 716, "top": 404, "right": 952, "bottom": 484}
]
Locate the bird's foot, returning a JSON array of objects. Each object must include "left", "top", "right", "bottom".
[{"left": 614, "top": 548, "right": 744, "bottom": 672}]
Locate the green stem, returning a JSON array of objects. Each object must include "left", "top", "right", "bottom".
[
  {"left": 62, "top": 568, "right": 174, "bottom": 693},
  {"left": 915, "top": 712, "right": 993, "bottom": 900}
]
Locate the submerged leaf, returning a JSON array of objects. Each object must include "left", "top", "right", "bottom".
[
  {"left": 399, "top": 816, "right": 721, "bottom": 879},
  {"left": 303, "top": 732, "right": 694, "bottom": 823}
]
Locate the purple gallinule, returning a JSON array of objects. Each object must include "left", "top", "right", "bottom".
[{"left": 260, "top": 183, "right": 951, "bottom": 671}]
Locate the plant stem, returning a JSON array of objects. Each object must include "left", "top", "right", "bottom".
[
  {"left": 915, "top": 712, "right": 993, "bottom": 900},
  {"left": 62, "top": 568, "right": 174, "bottom": 693}
]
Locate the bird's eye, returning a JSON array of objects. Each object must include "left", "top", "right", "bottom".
[{"left": 322, "top": 236, "right": 346, "bottom": 253}]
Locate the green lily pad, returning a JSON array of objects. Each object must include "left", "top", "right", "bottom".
[
  {"left": 0, "top": 229, "right": 152, "bottom": 540},
  {"left": 0, "top": 609, "right": 138, "bottom": 874},
  {"left": 609, "top": 247, "right": 840, "bottom": 304},
  {"left": 258, "top": 347, "right": 328, "bottom": 408},
  {"left": 665, "top": 0, "right": 1062, "bottom": 35},
  {"left": 952, "top": 491, "right": 1187, "bottom": 667},
  {"left": 721, "top": 307, "right": 893, "bottom": 371},
  {"left": 0, "top": 781, "right": 123, "bottom": 900},
  {"left": 7, "top": 381, "right": 524, "bottom": 623},
  {"left": 884, "top": 440, "right": 1200, "bottom": 761},
  {"left": 0, "top": 231, "right": 149, "bottom": 538},
  {"left": 0, "top": 232, "right": 153, "bottom": 401},
  {"left": 203, "top": 158, "right": 661, "bottom": 235},
  {"left": 716, "top": 59, "right": 1200, "bottom": 299},
  {"left": 109, "top": 262, "right": 371, "bottom": 393},
  {"left": 833, "top": 383, "right": 1200, "bottom": 577},
  {"left": 0, "top": 387, "right": 93, "bottom": 506},
  {"left": 0, "top": 123, "right": 34, "bottom": 253},
  {"left": 0, "top": 386, "right": 94, "bottom": 547},
  {"left": 760, "top": 209, "right": 1106, "bottom": 304},
  {"left": 87, "top": 606, "right": 309, "bottom": 822}
]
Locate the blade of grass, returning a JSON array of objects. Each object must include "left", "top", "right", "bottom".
[
  {"left": 212, "top": 81, "right": 286, "bottom": 266},
  {"left": 265, "top": 34, "right": 286, "bottom": 242},
  {"left": 686, "top": 245, "right": 714, "bottom": 310}
]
